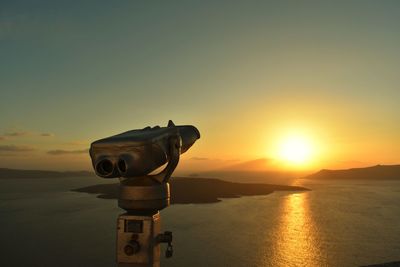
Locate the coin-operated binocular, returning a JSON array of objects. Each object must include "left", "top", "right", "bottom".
[{"left": 89, "top": 120, "right": 200, "bottom": 267}]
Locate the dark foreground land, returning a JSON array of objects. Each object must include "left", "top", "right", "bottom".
[{"left": 72, "top": 177, "right": 309, "bottom": 204}]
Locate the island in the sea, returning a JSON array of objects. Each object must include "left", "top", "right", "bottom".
[
  {"left": 72, "top": 177, "right": 309, "bottom": 204},
  {"left": 304, "top": 164, "right": 400, "bottom": 180}
]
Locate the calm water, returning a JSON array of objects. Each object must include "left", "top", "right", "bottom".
[{"left": 0, "top": 177, "right": 399, "bottom": 267}]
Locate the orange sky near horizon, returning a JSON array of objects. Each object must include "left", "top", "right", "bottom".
[{"left": 1, "top": 2, "right": 399, "bottom": 173}]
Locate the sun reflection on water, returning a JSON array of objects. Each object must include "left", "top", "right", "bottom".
[{"left": 271, "top": 193, "right": 327, "bottom": 267}]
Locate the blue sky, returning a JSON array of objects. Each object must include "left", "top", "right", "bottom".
[{"left": 1, "top": 1, "right": 400, "bottom": 171}]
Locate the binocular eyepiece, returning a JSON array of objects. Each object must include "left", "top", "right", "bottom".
[{"left": 89, "top": 120, "right": 200, "bottom": 179}]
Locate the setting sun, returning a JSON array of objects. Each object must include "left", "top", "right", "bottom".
[{"left": 278, "top": 135, "right": 313, "bottom": 165}]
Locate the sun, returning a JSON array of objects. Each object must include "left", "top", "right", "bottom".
[{"left": 277, "top": 135, "right": 313, "bottom": 165}]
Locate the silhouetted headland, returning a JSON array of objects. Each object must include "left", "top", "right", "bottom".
[
  {"left": 304, "top": 165, "right": 400, "bottom": 180},
  {"left": 72, "top": 177, "right": 309, "bottom": 204},
  {"left": 0, "top": 168, "right": 93, "bottom": 179},
  {"left": 361, "top": 261, "right": 400, "bottom": 267}
]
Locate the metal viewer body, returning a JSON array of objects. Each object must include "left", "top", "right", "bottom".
[{"left": 89, "top": 120, "right": 200, "bottom": 267}]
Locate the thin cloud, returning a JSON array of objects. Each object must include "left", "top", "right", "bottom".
[
  {"left": 3, "top": 131, "right": 55, "bottom": 138},
  {"left": 47, "top": 149, "right": 89, "bottom": 155},
  {"left": 191, "top": 157, "right": 209, "bottom": 161},
  {"left": 0, "top": 136, "right": 5, "bottom": 141},
  {"left": 4, "top": 131, "right": 30, "bottom": 137},
  {"left": 40, "top": 133, "right": 55, "bottom": 137},
  {"left": 0, "top": 145, "right": 36, "bottom": 152}
]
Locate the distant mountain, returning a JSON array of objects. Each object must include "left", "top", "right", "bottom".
[
  {"left": 196, "top": 158, "right": 309, "bottom": 184},
  {"left": 0, "top": 168, "right": 94, "bottom": 179},
  {"left": 222, "top": 158, "right": 278, "bottom": 172},
  {"left": 304, "top": 165, "right": 400, "bottom": 180}
]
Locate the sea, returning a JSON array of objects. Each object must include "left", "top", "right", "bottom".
[{"left": 0, "top": 176, "right": 399, "bottom": 267}]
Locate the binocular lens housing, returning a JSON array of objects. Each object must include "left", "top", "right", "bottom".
[
  {"left": 117, "top": 159, "right": 127, "bottom": 173},
  {"left": 96, "top": 159, "right": 115, "bottom": 176},
  {"left": 89, "top": 123, "right": 200, "bottom": 178}
]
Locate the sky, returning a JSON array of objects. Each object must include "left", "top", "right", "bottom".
[{"left": 1, "top": 1, "right": 400, "bottom": 172}]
